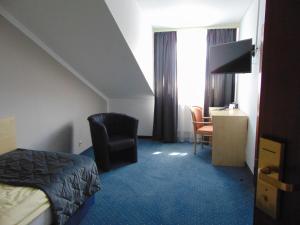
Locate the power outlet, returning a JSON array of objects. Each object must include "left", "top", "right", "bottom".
[{"left": 78, "top": 141, "right": 83, "bottom": 147}]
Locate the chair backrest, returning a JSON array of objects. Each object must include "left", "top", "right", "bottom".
[
  {"left": 88, "top": 113, "right": 137, "bottom": 137},
  {"left": 190, "top": 106, "right": 204, "bottom": 131}
]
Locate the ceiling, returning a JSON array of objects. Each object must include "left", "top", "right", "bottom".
[{"left": 137, "top": 0, "right": 253, "bottom": 28}]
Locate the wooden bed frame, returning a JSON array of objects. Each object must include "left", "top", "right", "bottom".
[{"left": 0, "top": 117, "right": 16, "bottom": 155}]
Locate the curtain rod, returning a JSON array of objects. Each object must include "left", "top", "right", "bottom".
[{"left": 153, "top": 24, "right": 240, "bottom": 32}]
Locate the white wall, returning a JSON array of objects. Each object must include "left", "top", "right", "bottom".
[
  {"left": 105, "top": 0, "right": 154, "bottom": 92},
  {"left": 109, "top": 97, "right": 154, "bottom": 136},
  {"left": 0, "top": 0, "right": 153, "bottom": 98},
  {"left": 104, "top": 0, "right": 155, "bottom": 136},
  {"left": 0, "top": 16, "right": 107, "bottom": 154},
  {"left": 237, "top": 0, "right": 266, "bottom": 173}
]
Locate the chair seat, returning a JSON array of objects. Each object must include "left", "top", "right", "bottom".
[
  {"left": 108, "top": 136, "right": 135, "bottom": 152},
  {"left": 197, "top": 125, "right": 213, "bottom": 135}
]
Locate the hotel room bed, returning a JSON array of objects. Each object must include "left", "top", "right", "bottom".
[
  {"left": 0, "top": 149, "right": 100, "bottom": 225},
  {"left": 0, "top": 117, "right": 100, "bottom": 225}
]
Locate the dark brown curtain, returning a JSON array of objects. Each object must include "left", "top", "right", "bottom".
[
  {"left": 204, "top": 29, "right": 237, "bottom": 116},
  {"left": 153, "top": 32, "right": 177, "bottom": 142}
]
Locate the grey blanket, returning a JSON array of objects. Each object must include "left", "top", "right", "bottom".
[{"left": 0, "top": 149, "right": 100, "bottom": 225}]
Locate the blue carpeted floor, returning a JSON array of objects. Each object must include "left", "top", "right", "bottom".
[{"left": 80, "top": 139, "right": 254, "bottom": 225}]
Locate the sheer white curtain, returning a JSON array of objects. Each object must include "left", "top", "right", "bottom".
[{"left": 177, "top": 29, "right": 207, "bottom": 142}]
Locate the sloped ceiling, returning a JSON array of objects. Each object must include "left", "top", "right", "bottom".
[
  {"left": 0, "top": 0, "right": 153, "bottom": 98},
  {"left": 137, "top": 0, "right": 253, "bottom": 28}
]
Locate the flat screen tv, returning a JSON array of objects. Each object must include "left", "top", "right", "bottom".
[{"left": 209, "top": 38, "right": 254, "bottom": 74}]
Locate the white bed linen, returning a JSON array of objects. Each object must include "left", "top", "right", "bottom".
[{"left": 0, "top": 183, "right": 51, "bottom": 225}]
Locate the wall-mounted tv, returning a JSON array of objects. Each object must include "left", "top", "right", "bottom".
[{"left": 209, "top": 38, "right": 254, "bottom": 74}]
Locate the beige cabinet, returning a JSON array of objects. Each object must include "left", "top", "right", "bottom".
[{"left": 210, "top": 108, "right": 248, "bottom": 167}]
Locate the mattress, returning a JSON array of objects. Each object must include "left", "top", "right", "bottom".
[
  {"left": 0, "top": 183, "right": 51, "bottom": 225},
  {"left": 28, "top": 207, "right": 52, "bottom": 225}
]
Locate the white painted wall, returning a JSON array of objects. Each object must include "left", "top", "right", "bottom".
[
  {"left": 0, "top": 16, "right": 107, "bottom": 154},
  {"left": 237, "top": 0, "right": 266, "bottom": 173},
  {"left": 104, "top": 0, "right": 155, "bottom": 136},
  {"left": 105, "top": 0, "right": 154, "bottom": 92},
  {"left": 0, "top": 0, "right": 156, "bottom": 143},
  {"left": 109, "top": 97, "right": 155, "bottom": 136},
  {"left": 0, "top": 0, "right": 153, "bottom": 98}
]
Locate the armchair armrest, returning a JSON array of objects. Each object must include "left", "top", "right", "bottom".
[
  {"left": 88, "top": 119, "right": 109, "bottom": 145},
  {"left": 122, "top": 116, "right": 139, "bottom": 138},
  {"left": 94, "top": 122, "right": 109, "bottom": 142},
  {"left": 87, "top": 118, "right": 111, "bottom": 171}
]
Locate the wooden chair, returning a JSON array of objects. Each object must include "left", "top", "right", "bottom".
[{"left": 190, "top": 106, "right": 213, "bottom": 155}]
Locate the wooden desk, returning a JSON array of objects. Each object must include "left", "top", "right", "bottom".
[{"left": 210, "top": 108, "right": 248, "bottom": 167}]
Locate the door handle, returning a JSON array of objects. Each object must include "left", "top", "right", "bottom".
[
  {"left": 256, "top": 138, "right": 287, "bottom": 219},
  {"left": 259, "top": 166, "right": 298, "bottom": 192}
]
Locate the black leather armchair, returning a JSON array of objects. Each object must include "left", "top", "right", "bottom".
[{"left": 87, "top": 113, "right": 138, "bottom": 172}]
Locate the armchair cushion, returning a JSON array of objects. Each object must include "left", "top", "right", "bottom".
[{"left": 108, "top": 136, "right": 135, "bottom": 152}]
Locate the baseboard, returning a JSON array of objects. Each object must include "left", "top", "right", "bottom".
[
  {"left": 138, "top": 136, "right": 153, "bottom": 139},
  {"left": 245, "top": 162, "right": 256, "bottom": 185},
  {"left": 245, "top": 162, "right": 254, "bottom": 175}
]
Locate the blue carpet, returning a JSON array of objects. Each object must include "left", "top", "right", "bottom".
[{"left": 80, "top": 139, "right": 254, "bottom": 225}]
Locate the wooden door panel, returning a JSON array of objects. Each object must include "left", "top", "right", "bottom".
[{"left": 254, "top": 0, "right": 300, "bottom": 224}]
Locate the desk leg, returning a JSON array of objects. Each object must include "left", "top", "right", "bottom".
[{"left": 194, "top": 133, "right": 197, "bottom": 155}]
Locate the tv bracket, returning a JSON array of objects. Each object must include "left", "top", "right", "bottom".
[{"left": 251, "top": 45, "right": 257, "bottom": 57}]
